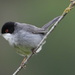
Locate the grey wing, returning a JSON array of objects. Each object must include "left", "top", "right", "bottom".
[
  {"left": 24, "top": 16, "right": 60, "bottom": 34},
  {"left": 15, "top": 22, "right": 47, "bottom": 34},
  {"left": 25, "top": 24, "right": 47, "bottom": 34},
  {"left": 15, "top": 16, "right": 60, "bottom": 34}
]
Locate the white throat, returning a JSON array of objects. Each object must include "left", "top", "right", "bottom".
[{"left": 2, "top": 33, "right": 15, "bottom": 46}]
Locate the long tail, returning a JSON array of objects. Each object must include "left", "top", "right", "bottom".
[{"left": 42, "top": 16, "right": 60, "bottom": 30}]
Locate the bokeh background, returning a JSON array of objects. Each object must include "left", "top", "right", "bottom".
[{"left": 0, "top": 0, "right": 75, "bottom": 75}]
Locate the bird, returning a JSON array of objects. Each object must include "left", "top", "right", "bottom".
[{"left": 1, "top": 16, "right": 60, "bottom": 57}]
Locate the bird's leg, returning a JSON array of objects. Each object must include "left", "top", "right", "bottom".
[{"left": 31, "top": 48, "right": 36, "bottom": 54}]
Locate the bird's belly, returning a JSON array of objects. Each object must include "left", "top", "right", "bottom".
[
  {"left": 2, "top": 33, "right": 44, "bottom": 56},
  {"left": 15, "top": 33, "right": 44, "bottom": 56},
  {"left": 17, "top": 33, "right": 43, "bottom": 48}
]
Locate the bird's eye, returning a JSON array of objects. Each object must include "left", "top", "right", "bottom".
[{"left": 5, "top": 29, "right": 9, "bottom": 33}]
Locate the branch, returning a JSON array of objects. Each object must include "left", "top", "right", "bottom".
[{"left": 12, "top": 0, "right": 75, "bottom": 75}]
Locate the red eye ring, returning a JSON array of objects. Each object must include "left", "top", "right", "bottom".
[{"left": 5, "top": 29, "right": 9, "bottom": 33}]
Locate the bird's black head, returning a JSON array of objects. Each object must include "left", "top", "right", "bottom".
[{"left": 1, "top": 22, "right": 15, "bottom": 34}]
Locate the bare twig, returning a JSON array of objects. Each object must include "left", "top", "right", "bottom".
[
  {"left": 13, "top": 54, "right": 33, "bottom": 75},
  {"left": 12, "top": 0, "right": 75, "bottom": 75}
]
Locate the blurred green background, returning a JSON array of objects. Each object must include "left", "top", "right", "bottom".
[{"left": 0, "top": 0, "right": 75, "bottom": 75}]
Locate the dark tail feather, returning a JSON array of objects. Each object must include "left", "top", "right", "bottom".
[{"left": 42, "top": 16, "right": 60, "bottom": 30}]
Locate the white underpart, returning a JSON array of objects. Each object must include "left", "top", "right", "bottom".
[{"left": 2, "top": 33, "right": 16, "bottom": 46}]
